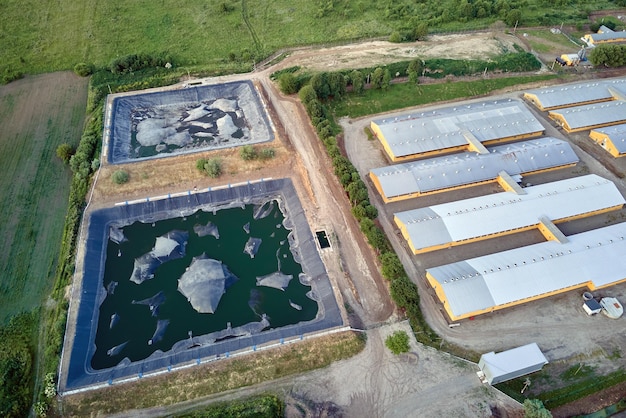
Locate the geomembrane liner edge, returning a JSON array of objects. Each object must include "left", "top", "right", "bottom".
[
  {"left": 59, "top": 178, "right": 342, "bottom": 393},
  {"left": 105, "top": 81, "right": 274, "bottom": 164}
]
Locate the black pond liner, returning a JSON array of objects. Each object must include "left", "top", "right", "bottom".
[
  {"left": 59, "top": 178, "right": 342, "bottom": 392},
  {"left": 106, "top": 81, "right": 274, "bottom": 164}
]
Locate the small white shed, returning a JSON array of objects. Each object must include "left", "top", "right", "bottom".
[
  {"left": 478, "top": 343, "right": 548, "bottom": 385},
  {"left": 583, "top": 299, "right": 602, "bottom": 316}
]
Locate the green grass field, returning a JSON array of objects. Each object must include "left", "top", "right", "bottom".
[
  {"left": 331, "top": 74, "right": 559, "bottom": 118},
  {"left": 0, "top": 0, "right": 620, "bottom": 79},
  {"left": 0, "top": 73, "right": 88, "bottom": 323},
  {"left": 0, "top": 0, "right": 388, "bottom": 78}
]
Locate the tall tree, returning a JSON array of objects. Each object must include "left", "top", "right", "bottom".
[
  {"left": 310, "top": 72, "right": 331, "bottom": 99},
  {"left": 328, "top": 72, "right": 346, "bottom": 98},
  {"left": 382, "top": 69, "right": 391, "bottom": 90},
  {"left": 350, "top": 70, "right": 364, "bottom": 94},
  {"left": 371, "top": 67, "right": 384, "bottom": 89}
]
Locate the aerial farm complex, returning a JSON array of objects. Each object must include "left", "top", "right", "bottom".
[
  {"left": 370, "top": 76, "right": 626, "bottom": 322},
  {"left": 59, "top": 81, "right": 343, "bottom": 392}
]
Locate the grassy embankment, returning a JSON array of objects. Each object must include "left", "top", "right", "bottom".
[
  {"left": 61, "top": 331, "right": 364, "bottom": 416},
  {"left": 497, "top": 362, "right": 626, "bottom": 409},
  {"left": 175, "top": 394, "right": 283, "bottom": 418}
]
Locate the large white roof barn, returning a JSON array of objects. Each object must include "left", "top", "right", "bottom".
[
  {"left": 589, "top": 123, "right": 626, "bottom": 157},
  {"left": 370, "top": 138, "right": 578, "bottom": 202},
  {"left": 370, "top": 99, "right": 544, "bottom": 162},
  {"left": 478, "top": 343, "right": 548, "bottom": 385},
  {"left": 426, "top": 221, "right": 626, "bottom": 321},
  {"left": 549, "top": 101, "right": 626, "bottom": 133},
  {"left": 394, "top": 175, "right": 625, "bottom": 254},
  {"left": 523, "top": 78, "right": 626, "bottom": 111}
]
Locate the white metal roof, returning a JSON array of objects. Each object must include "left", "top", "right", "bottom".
[
  {"left": 427, "top": 221, "right": 626, "bottom": 318},
  {"left": 370, "top": 138, "right": 578, "bottom": 199},
  {"left": 395, "top": 175, "right": 624, "bottom": 252},
  {"left": 372, "top": 99, "right": 544, "bottom": 159},
  {"left": 480, "top": 343, "right": 548, "bottom": 382},
  {"left": 549, "top": 100, "right": 626, "bottom": 130},
  {"left": 524, "top": 78, "right": 626, "bottom": 109},
  {"left": 591, "top": 123, "right": 626, "bottom": 153}
]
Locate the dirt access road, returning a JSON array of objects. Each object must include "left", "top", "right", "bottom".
[{"left": 114, "top": 323, "right": 522, "bottom": 418}]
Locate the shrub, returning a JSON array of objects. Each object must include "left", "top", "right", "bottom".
[
  {"left": 2, "top": 69, "right": 23, "bottom": 85},
  {"left": 111, "top": 170, "right": 129, "bottom": 184},
  {"left": 389, "top": 31, "right": 402, "bottom": 43},
  {"left": 259, "top": 148, "right": 275, "bottom": 160},
  {"left": 380, "top": 251, "right": 405, "bottom": 281},
  {"left": 590, "top": 20, "right": 616, "bottom": 33},
  {"left": 109, "top": 53, "right": 171, "bottom": 74},
  {"left": 218, "top": 2, "right": 235, "bottom": 13},
  {"left": 278, "top": 73, "right": 298, "bottom": 94},
  {"left": 240, "top": 145, "right": 257, "bottom": 161},
  {"left": 523, "top": 399, "right": 552, "bottom": 418},
  {"left": 56, "top": 143, "right": 74, "bottom": 164},
  {"left": 385, "top": 331, "right": 410, "bottom": 355},
  {"left": 204, "top": 158, "right": 222, "bottom": 178},
  {"left": 505, "top": 9, "right": 522, "bottom": 27},
  {"left": 196, "top": 158, "right": 208, "bottom": 171},
  {"left": 270, "top": 66, "right": 301, "bottom": 80},
  {"left": 73, "top": 63, "right": 93, "bottom": 77}
]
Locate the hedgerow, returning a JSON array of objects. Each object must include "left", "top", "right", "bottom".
[{"left": 297, "top": 71, "right": 439, "bottom": 347}]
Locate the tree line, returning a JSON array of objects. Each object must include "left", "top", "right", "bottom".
[{"left": 297, "top": 71, "right": 438, "bottom": 346}]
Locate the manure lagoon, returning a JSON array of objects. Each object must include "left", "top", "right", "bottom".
[{"left": 92, "top": 200, "right": 317, "bottom": 370}]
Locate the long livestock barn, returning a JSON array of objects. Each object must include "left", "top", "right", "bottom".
[
  {"left": 370, "top": 99, "right": 544, "bottom": 162},
  {"left": 394, "top": 175, "right": 625, "bottom": 254},
  {"left": 589, "top": 124, "right": 626, "bottom": 157},
  {"left": 582, "top": 26, "right": 626, "bottom": 46},
  {"left": 523, "top": 78, "right": 626, "bottom": 111},
  {"left": 426, "top": 222, "right": 626, "bottom": 321},
  {"left": 549, "top": 101, "right": 626, "bottom": 133},
  {"left": 369, "top": 138, "right": 578, "bottom": 203}
]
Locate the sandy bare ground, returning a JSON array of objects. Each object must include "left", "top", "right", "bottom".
[
  {"left": 107, "top": 323, "right": 523, "bottom": 418},
  {"left": 268, "top": 31, "right": 523, "bottom": 73}
]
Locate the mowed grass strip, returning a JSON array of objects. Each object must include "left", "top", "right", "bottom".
[
  {"left": 0, "top": 72, "right": 88, "bottom": 323},
  {"left": 331, "top": 74, "right": 559, "bottom": 118},
  {"left": 62, "top": 331, "right": 365, "bottom": 416}
]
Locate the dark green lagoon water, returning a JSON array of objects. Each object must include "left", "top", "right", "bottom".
[{"left": 92, "top": 200, "right": 317, "bottom": 370}]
